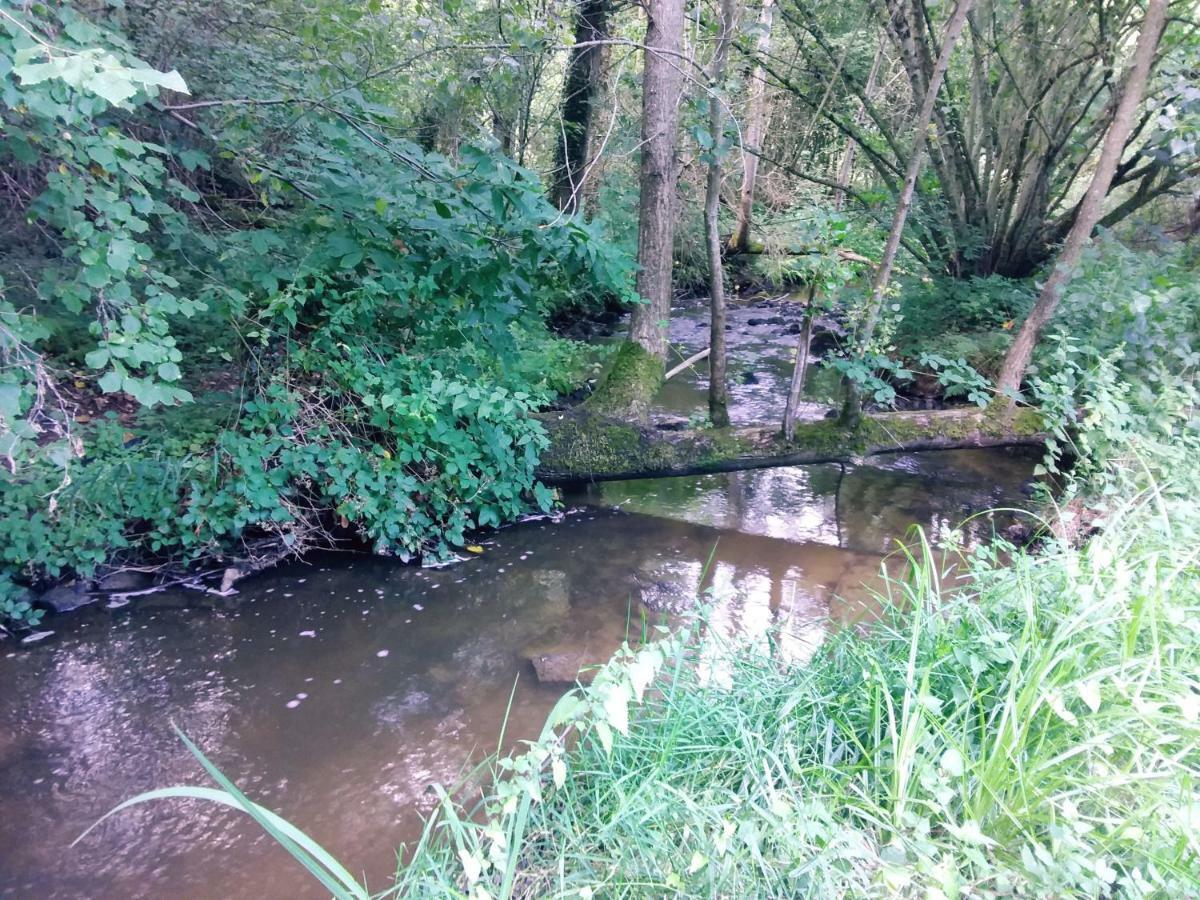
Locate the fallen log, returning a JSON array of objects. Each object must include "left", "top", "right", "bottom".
[{"left": 535, "top": 405, "right": 1044, "bottom": 484}]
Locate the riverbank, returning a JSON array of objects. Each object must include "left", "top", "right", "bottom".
[{"left": 390, "top": 458, "right": 1200, "bottom": 897}]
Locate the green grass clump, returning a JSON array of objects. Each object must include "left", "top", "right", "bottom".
[{"left": 395, "top": 482, "right": 1200, "bottom": 898}]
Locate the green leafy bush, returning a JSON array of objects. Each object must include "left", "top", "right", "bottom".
[
  {"left": 1030, "top": 236, "right": 1199, "bottom": 492},
  {"left": 893, "top": 275, "right": 1034, "bottom": 357}
]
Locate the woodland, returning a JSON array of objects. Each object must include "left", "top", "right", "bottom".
[
  {"left": 0, "top": 0, "right": 1197, "bottom": 614},
  {"left": 1, "top": 0, "right": 1200, "bottom": 894}
]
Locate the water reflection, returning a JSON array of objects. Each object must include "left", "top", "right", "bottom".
[
  {"left": 576, "top": 447, "right": 1037, "bottom": 554},
  {"left": 0, "top": 449, "right": 1035, "bottom": 899}
]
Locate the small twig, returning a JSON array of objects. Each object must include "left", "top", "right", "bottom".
[{"left": 665, "top": 346, "right": 711, "bottom": 380}]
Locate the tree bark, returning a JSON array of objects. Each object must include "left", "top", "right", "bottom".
[
  {"left": 833, "top": 36, "right": 885, "bottom": 211},
  {"left": 842, "top": 0, "right": 973, "bottom": 426},
  {"left": 627, "top": 0, "right": 686, "bottom": 361},
  {"left": 782, "top": 284, "right": 815, "bottom": 440},
  {"left": 552, "top": 0, "right": 609, "bottom": 214},
  {"left": 729, "top": 0, "right": 775, "bottom": 253},
  {"left": 995, "top": 0, "right": 1168, "bottom": 399},
  {"left": 585, "top": 0, "right": 685, "bottom": 420},
  {"left": 705, "top": 0, "right": 739, "bottom": 428}
]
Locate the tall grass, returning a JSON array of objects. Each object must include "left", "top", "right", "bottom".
[{"left": 394, "top": 482, "right": 1200, "bottom": 897}]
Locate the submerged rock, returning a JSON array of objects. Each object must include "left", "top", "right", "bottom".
[
  {"left": 38, "top": 583, "right": 96, "bottom": 614},
  {"left": 524, "top": 648, "right": 601, "bottom": 685},
  {"left": 96, "top": 569, "right": 152, "bottom": 593},
  {"left": 809, "top": 327, "right": 842, "bottom": 357},
  {"left": 637, "top": 579, "right": 696, "bottom": 615}
]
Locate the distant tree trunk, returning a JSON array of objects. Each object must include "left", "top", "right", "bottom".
[
  {"left": 995, "top": 0, "right": 1168, "bottom": 400},
  {"left": 706, "top": 0, "right": 739, "bottom": 428},
  {"left": 841, "top": 0, "right": 973, "bottom": 426},
  {"left": 553, "top": 0, "right": 609, "bottom": 214},
  {"left": 628, "top": 0, "right": 686, "bottom": 360},
  {"left": 782, "top": 284, "right": 815, "bottom": 440},
  {"left": 833, "top": 37, "right": 884, "bottom": 211},
  {"left": 492, "top": 110, "right": 514, "bottom": 157},
  {"left": 729, "top": 0, "right": 775, "bottom": 252}
]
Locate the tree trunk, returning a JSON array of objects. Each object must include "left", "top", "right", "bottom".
[
  {"left": 995, "top": 0, "right": 1168, "bottom": 399},
  {"left": 782, "top": 284, "right": 815, "bottom": 440},
  {"left": 833, "top": 37, "right": 885, "bottom": 211},
  {"left": 552, "top": 0, "right": 609, "bottom": 214},
  {"left": 706, "top": 0, "right": 739, "bottom": 428},
  {"left": 841, "top": 0, "right": 973, "bottom": 426},
  {"left": 627, "top": 0, "right": 686, "bottom": 361},
  {"left": 586, "top": 0, "right": 685, "bottom": 420},
  {"left": 729, "top": 0, "right": 775, "bottom": 253}
]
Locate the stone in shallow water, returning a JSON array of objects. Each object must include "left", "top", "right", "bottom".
[
  {"left": 38, "top": 584, "right": 96, "bottom": 614},
  {"left": 524, "top": 648, "right": 601, "bottom": 685},
  {"left": 95, "top": 570, "right": 152, "bottom": 593}
]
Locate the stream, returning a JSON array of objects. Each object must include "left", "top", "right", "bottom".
[{"left": 1, "top": 299, "right": 1039, "bottom": 899}]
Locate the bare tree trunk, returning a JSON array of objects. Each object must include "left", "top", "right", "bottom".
[
  {"left": 995, "top": 0, "right": 1168, "bottom": 399},
  {"left": 706, "top": 0, "right": 739, "bottom": 428},
  {"left": 834, "top": 37, "right": 885, "bottom": 211},
  {"left": 782, "top": 284, "right": 815, "bottom": 440},
  {"left": 553, "top": 0, "right": 609, "bottom": 214},
  {"left": 586, "top": 0, "right": 686, "bottom": 420},
  {"left": 729, "top": 0, "right": 775, "bottom": 253},
  {"left": 628, "top": 0, "right": 686, "bottom": 360},
  {"left": 841, "top": 0, "right": 973, "bottom": 426}
]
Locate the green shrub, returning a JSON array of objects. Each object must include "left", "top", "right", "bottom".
[{"left": 893, "top": 275, "right": 1034, "bottom": 357}]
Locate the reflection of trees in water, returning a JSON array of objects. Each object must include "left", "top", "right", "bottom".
[{"left": 835, "top": 455, "right": 1031, "bottom": 555}]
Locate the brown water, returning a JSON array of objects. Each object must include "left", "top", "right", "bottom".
[{"left": 0, "top": 447, "right": 1037, "bottom": 899}]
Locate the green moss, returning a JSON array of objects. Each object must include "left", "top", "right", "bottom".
[
  {"left": 584, "top": 341, "right": 664, "bottom": 420},
  {"left": 983, "top": 399, "right": 1045, "bottom": 436},
  {"left": 536, "top": 406, "right": 1045, "bottom": 484},
  {"left": 535, "top": 411, "right": 681, "bottom": 480}
]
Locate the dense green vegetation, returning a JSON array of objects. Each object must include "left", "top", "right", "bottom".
[
  {"left": 4, "top": 0, "right": 1197, "bottom": 894},
  {"left": 2, "top": 0, "right": 1197, "bottom": 629},
  {"left": 0, "top": 0, "right": 634, "bottom": 624}
]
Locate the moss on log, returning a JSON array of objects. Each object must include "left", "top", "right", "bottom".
[
  {"left": 535, "top": 405, "right": 1044, "bottom": 484},
  {"left": 583, "top": 341, "right": 664, "bottom": 420}
]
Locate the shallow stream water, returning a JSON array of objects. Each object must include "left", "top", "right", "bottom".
[
  {"left": 1, "top": 293, "right": 1040, "bottom": 898},
  {"left": 0, "top": 447, "right": 1037, "bottom": 899}
]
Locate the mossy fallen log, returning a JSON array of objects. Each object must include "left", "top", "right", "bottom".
[{"left": 535, "top": 405, "right": 1044, "bottom": 484}]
